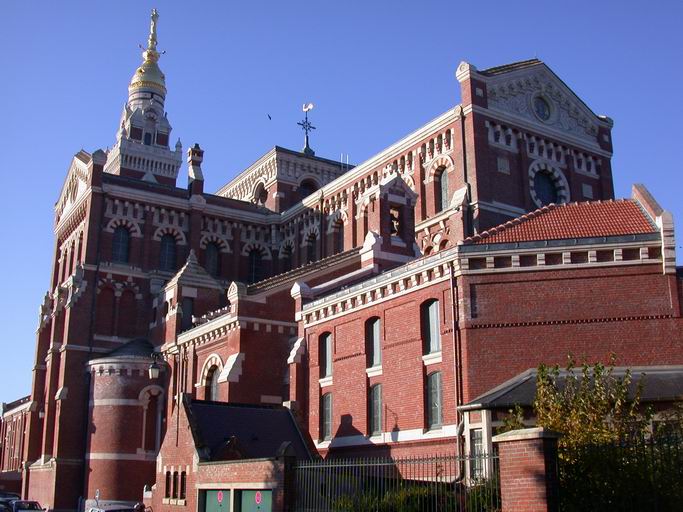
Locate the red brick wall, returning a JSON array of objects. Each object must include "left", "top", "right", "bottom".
[{"left": 460, "top": 265, "right": 683, "bottom": 402}]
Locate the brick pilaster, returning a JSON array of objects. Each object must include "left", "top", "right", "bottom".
[{"left": 492, "top": 427, "right": 560, "bottom": 512}]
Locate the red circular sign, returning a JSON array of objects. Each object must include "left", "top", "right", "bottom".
[
  {"left": 217, "top": 491, "right": 224, "bottom": 504},
  {"left": 255, "top": 491, "right": 262, "bottom": 505}
]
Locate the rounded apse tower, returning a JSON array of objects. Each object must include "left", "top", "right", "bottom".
[{"left": 84, "top": 339, "right": 166, "bottom": 509}]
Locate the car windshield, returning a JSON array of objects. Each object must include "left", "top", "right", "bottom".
[{"left": 14, "top": 502, "right": 42, "bottom": 510}]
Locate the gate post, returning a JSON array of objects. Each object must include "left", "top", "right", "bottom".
[{"left": 492, "top": 427, "right": 560, "bottom": 512}]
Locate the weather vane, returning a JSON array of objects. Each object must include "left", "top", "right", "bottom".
[{"left": 298, "top": 103, "right": 316, "bottom": 156}]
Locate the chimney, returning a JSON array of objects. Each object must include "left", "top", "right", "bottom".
[{"left": 188, "top": 143, "right": 204, "bottom": 195}]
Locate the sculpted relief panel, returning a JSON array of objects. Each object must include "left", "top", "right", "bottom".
[{"left": 487, "top": 71, "right": 599, "bottom": 143}]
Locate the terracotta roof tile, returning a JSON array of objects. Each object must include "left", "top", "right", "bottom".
[{"left": 464, "top": 200, "right": 657, "bottom": 245}]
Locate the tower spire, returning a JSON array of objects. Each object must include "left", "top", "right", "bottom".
[
  {"left": 141, "top": 8, "right": 162, "bottom": 64},
  {"left": 105, "top": 9, "right": 182, "bottom": 184},
  {"left": 128, "top": 8, "right": 166, "bottom": 100}
]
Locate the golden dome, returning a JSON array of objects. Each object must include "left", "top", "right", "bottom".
[
  {"left": 129, "top": 57, "right": 167, "bottom": 94},
  {"left": 128, "top": 9, "right": 167, "bottom": 94}
]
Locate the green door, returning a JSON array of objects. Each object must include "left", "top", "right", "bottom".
[
  {"left": 203, "top": 489, "right": 231, "bottom": 512},
  {"left": 239, "top": 490, "right": 272, "bottom": 512}
]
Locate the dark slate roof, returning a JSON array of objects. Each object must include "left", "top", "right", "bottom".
[
  {"left": 246, "top": 247, "right": 361, "bottom": 294},
  {"left": 461, "top": 366, "right": 683, "bottom": 410},
  {"left": 479, "top": 58, "right": 543, "bottom": 76},
  {"left": 105, "top": 338, "right": 155, "bottom": 359},
  {"left": 166, "top": 250, "right": 223, "bottom": 290},
  {"left": 186, "top": 399, "right": 310, "bottom": 461}
]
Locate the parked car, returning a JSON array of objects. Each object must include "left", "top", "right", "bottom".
[
  {"left": 87, "top": 508, "right": 134, "bottom": 512},
  {"left": 8, "top": 501, "right": 43, "bottom": 512}
]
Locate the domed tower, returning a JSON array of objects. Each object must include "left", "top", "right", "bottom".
[
  {"left": 104, "top": 9, "right": 183, "bottom": 186},
  {"left": 84, "top": 339, "right": 166, "bottom": 509}
]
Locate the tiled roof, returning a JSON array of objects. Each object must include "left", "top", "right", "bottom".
[
  {"left": 480, "top": 58, "right": 542, "bottom": 76},
  {"left": 464, "top": 200, "right": 657, "bottom": 245}
]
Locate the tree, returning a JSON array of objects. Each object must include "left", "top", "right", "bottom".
[{"left": 533, "top": 355, "right": 651, "bottom": 453}]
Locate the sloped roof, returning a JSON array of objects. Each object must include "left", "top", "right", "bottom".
[
  {"left": 462, "top": 366, "right": 683, "bottom": 410},
  {"left": 480, "top": 58, "right": 543, "bottom": 76},
  {"left": 105, "top": 338, "right": 154, "bottom": 359},
  {"left": 186, "top": 399, "right": 310, "bottom": 461},
  {"left": 166, "top": 250, "right": 223, "bottom": 290},
  {"left": 463, "top": 200, "right": 657, "bottom": 245}
]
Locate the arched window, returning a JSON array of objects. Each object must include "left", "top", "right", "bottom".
[
  {"left": 96, "top": 288, "right": 116, "bottom": 336},
  {"left": 426, "top": 372, "right": 443, "bottom": 429},
  {"left": 179, "top": 472, "right": 187, "bottom": 500},
  {"left": 159, "top": 234, "right": 177, "bottom": 271},
  {"left": 172, "top": 471, "right": 179, "bottom": 499},
  {"left": 141, "top": 389, "right": 162, "bottom": 452},
  {"left": 165, "top": 471, "right": 171, "bottom": 498},
  {"left": 298, "top": 179, "right": 318, "bottom": 200},
  {"left": 421, "top": 299, "right": 441, "bottom": 354},
  {"left": 118, "top": 290, "right": 137, "bottom": 338},
  {"left": 206, "top": 366, "right": 220, "bottom": 401},
  {"left": 321, "top": 393, "right": 333, "bottom": 441},
  {"left": 112, "top": 226, "right": 130, "bottom": 263},
  {"left": 435, "top": 168, "right": 449, "bottom": 213},
  {"left": 365, "top": 317, "right": 381, "bottom": 368},
  {"left": 319, "top": 332, "right": 332, "bottom": 378},
  {"left": 281, "top": 246, "right": 293, "bottom": 273},
  {"left": 180, "top": 297, "right": 194, "bottom": 332},
  {"left": 253, "top": 182, "right": 268, "bottom": 205},
  {"left": 305, "top": 234, "right": 318, "bottom": 264},
  {"left": 333, "top": 223, "right": 344, "bottom": 254},
  {"left": 248, "top": 248, "right": 263, "bottom": 283},
  {"left": 205, "top": 242, "right": 221, "bottom": 277},
  {"left": 368, "top": 384, "right": 382, "bottom": 436}
]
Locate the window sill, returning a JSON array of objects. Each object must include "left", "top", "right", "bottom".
[
  {"left": 163, "top": 499, "right": 187, "bottom": 506},
  {"left": 424, "top": 427, "right": 443, "bottom": 437},
  {"left": 319, "top": 376, "right": 333, "bottom": 388},
  {"left": 422, "top": 352, "right": 442, "bottom": 366},
  {"left": 390, "top": 236, "right": 407, "bottom": 248},
  {"left": 365, "top": 365, "right": 383, "bottom": 377}
]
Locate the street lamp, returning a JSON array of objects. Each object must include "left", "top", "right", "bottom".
[{"left": 148, "top": 351, "right": 162, "bottom": 380}]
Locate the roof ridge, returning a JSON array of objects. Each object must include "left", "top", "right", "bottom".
[{"left": 480, "top": 58, "right": 543, "bottom": 75}]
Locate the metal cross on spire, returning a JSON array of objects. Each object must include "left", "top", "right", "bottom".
[{"left": 298, "top": 103, "right": 316, "bottom": 156}]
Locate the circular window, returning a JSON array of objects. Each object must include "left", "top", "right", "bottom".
[
  {"left": 533, "top": 171, "right": 559, "bottom": 205},
  {"left": 533, "top": 96, "right": 551, "bottom": 121}
]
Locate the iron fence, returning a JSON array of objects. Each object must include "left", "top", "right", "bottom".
[
  {"left": 293, "top": 453, "right": 500, "bottom": 512},
  {"left": 559, "top": 432, "right": 683, "bottom": 511}
]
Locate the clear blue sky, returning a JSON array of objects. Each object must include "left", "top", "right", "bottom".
[{"left": 0, "top": 0, "right": 681, "bottom": 402}]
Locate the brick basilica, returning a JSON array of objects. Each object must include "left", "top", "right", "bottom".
[{"left": 1, "top": 9, "right": 681, "bottom": 512}]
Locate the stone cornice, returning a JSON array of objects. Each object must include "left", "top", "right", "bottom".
[
  {"left": 279, "top": 107, "right": 461, "bottom": 222},
  {"left": 465, "top": 104, "right": 612, "bottom": 157},
  {"left": 301, "top": 236, "right": 666, "bottom": 325}
]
